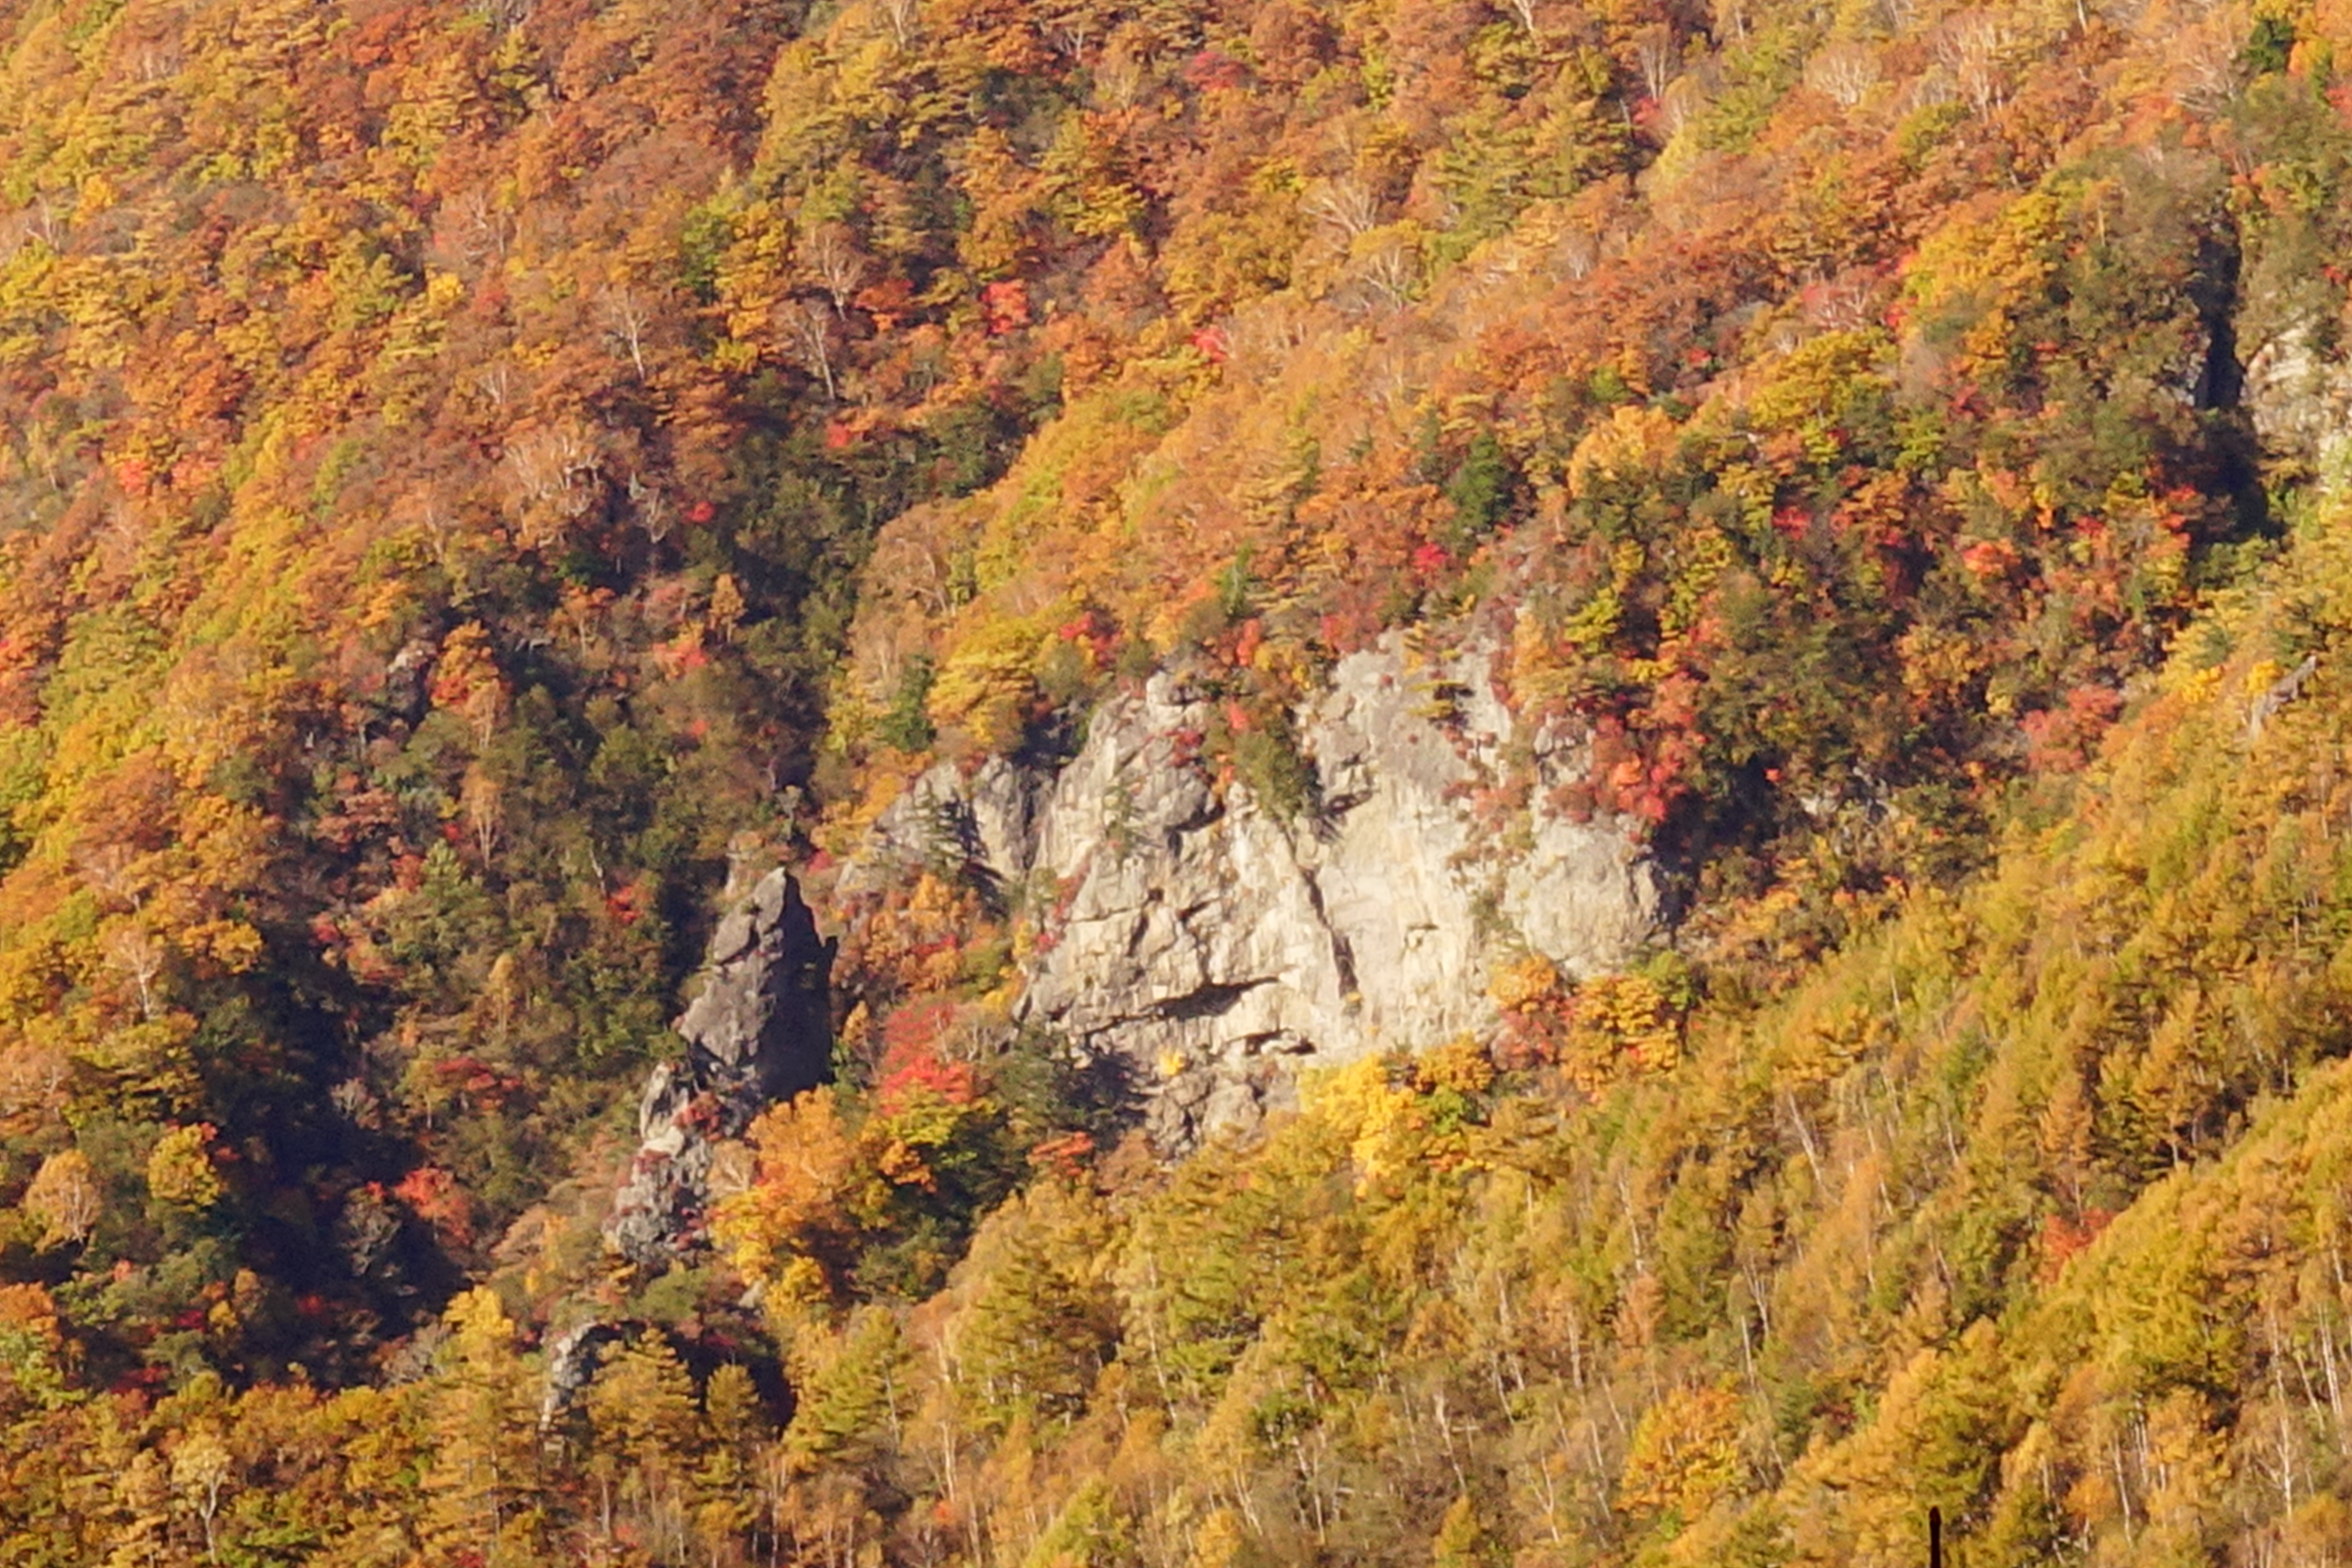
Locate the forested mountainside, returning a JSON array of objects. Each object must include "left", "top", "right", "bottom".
[{"left": 5, "top": 0, "right": 2352, "bottom": 1559}]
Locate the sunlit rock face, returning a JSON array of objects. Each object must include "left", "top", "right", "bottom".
[
  {"left": 851, "top": 634, "right": 1660, "bottom": 1146},
  {"left": 2244, "top": 325, "right": 2352, "bottom": 488}
]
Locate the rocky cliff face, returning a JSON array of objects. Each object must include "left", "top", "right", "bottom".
[
  {"left": 847, "top": 635, "right": 1660, "bottom": 1145},
  {"left": 2245, "top": 325, "right": 2352, "bottom": 491},
  {"left": 605, "top": 869, "right": 835, "bottom": 1267}
]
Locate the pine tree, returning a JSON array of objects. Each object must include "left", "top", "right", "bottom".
[
  {"left": 586, "top": 1332, "right": 702, "bottom": 1559},
  {"left": 419, "top": 1290, "right": 546, "bottom": 1565},
  {"left": 1430, "top": 1493, "right": 1496, "bottom": 1568}
]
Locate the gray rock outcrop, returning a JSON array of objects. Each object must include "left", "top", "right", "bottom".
[
  {"left": 2245, "top": 325, "right": 2352, "bottom": 490},
  {"left": 539, "top": 1321, "right": 628, "bottom": 1430},
  {"left": 846, "top": 633, "right": 1659, "bottom": 1145},
  {"left": 606, "top": 869, "right": 835, "bottom": 1267}
]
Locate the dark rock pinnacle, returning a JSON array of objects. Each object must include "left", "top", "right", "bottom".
[{"left": 604, "top": 869, "right": 835, "bottom": 1268}]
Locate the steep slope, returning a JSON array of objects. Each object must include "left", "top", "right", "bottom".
[
  {"left": 710, "top": 489, "right": 2352, "bottom": 1568},
  {"left": 812, "top": 0, "right": 2352, "bottom": 1160},
  {"left": 3, "top": 0, "right": 2352, "bottom": 1561},
  {"left": 823, "top": 0, "right": 2330, "bottom": 980},
  {"left": 9, "top": 423, "right": 2352, "bottom": 1567},
  {"left": 0, "top": 0, "right": 1708, "bottom": 1377}
]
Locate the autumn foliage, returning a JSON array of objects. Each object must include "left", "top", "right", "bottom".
[{"left": 5, "top": 0, "right": 2352, "bottom": 1561}]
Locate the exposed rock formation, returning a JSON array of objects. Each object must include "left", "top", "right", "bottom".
[
  {"left": 539, "top": 1320, "right": 628, "bottom": 1430},
  {"left": 2245, "top": 325, "right": 2352, "bottom": 487},
  {"left": 605, "top": 869, "right": 836, "bottom": 1267},
  {"left": 848, "top": 634, "right": 1659, "bottom": 1145}
]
